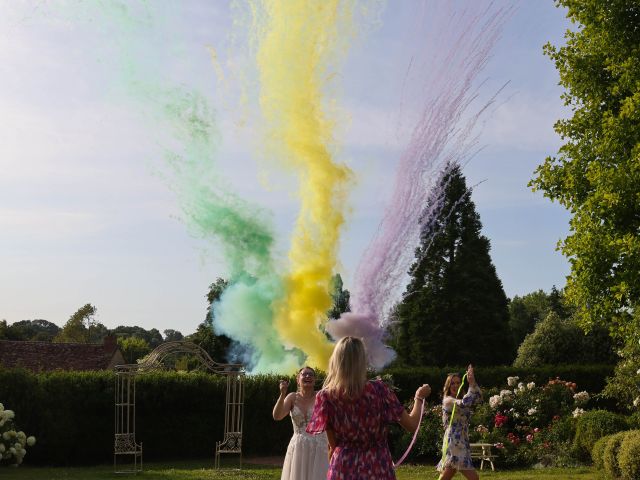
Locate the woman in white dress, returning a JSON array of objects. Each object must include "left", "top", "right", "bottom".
[{"left": 273, "top": 366, "right": 329, "bottom": 480}]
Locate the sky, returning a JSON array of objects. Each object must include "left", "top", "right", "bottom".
[{"left": 0, "top": 0, "right": 573, "bottom": 336}]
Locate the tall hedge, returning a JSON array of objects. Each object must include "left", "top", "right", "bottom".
[{"left": 0, "top": 363, "right": 615, "bottom": 466}]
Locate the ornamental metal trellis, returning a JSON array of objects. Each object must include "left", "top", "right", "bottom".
[{"left": 113, "top": 341, "right": 245, "bottom": 474}]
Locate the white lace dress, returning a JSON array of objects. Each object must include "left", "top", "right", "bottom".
[{"left": 281, "top": 403, "right": 329, "bottom": 480}]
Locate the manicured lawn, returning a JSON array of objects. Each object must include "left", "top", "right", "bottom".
[
  {"left": 0, "top": 460, "right": 599, "bottom": 479},
  {"left": 397, "top": 465, "right": 598, "bottom": 479}
]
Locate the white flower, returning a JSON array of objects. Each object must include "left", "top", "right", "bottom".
[
  {"left": 4, "top": 410, "right": 14, "bottom": 420},
  {"left": 507, "top": 376, "right": 519, "bottom": 387},
  {"left": 513, "top": 412, "right": 520, "bottom": 418},
  {"left": 27, "top": 436, "right": 36, "bottom": 447},
  {"left": 528, "top": 408, "right": 537, "bottom": 416},
  {"left": 633, "top": 397, "right": 640, "bottom": 408},
  {"left": 0, "top": 444, "right": 5, "bottom": 453},
  {"left": 573, "top": 391, "right": 590, "bottom": 404},
  {"left": 0, "top": 403, "right": 3, "bottom": 411},
  {"left": 527, "top": 382, "right": 536, "bottom": 390},
  {"left": 9, "top": 447, "right": 16, "bottom": 455},
  {"left": 636, "top": 368, "right": 640, "bottom": 375},
  {"left": 573, "top": 407, "right": 585, "bottom": 417},
  {"left": 475, "top": 425, "right": 489, "bottom": 434},
  {"left": 500, "top": 389, "right": 513, "bottom": 399},
  {"left": 489, "top": 395, "right": 502, "bottom": 409},
  {"left": 2, "top": 432, "right": 10, "bottom": 440}
]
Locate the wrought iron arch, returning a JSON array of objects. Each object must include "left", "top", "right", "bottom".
[{"left": 113, "top": 341, "right": 245, "bottom": 473}]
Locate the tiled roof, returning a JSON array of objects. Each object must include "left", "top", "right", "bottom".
[{"left": 0, "top": 337, "right": 124, "bottom": 371}]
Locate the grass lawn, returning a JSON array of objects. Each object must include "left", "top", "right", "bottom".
[{"left": 0, "top": 459, "right": 599, "bottom": 480}]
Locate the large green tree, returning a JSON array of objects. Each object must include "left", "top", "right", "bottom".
[
  {"left": 513, "top": 311, "right": 616, "bottom": 367},
  {"left": 187, "top": 278, "right": 231, "bottom": 362},
  {"left": 54, "top": 304, "right": 107, "bottom": 343},
  {"left": 393, "top": 163, "right": 512, "bottom": 366},
  {"left": 0, "top": 319, "right": 60, "bottom": 341},
  {"left": 118, "top": 336, "right": 152, "bottom": 364},
  {"left": 531, "top": 0, "right": 640, "bottom": 337},
  {"left": 327, "top": 273, "right": 351, "bottom": 320},
  {"left": 111, "top": 325, "right": 163, "bottom": 348},
  {"left": 509, "top": 286, "right": 572, "bottom": 348}
]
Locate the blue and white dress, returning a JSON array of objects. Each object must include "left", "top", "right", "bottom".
[{"left": 436, "top": 384, "right": 482, "bottom": 471}]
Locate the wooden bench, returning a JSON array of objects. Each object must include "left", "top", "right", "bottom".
[{"left": 470, "top": 443, "right": 497, "bottom": 471}]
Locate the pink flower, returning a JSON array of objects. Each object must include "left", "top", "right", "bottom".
[
  {"left": 495, "top": 442, "right": 505, "bottom": 449},
  {"left": 526, "top": 434, "right": 534, "bottom": 443},
  {"left": 507, "top": 432, "right": 520, "bottom": 445}
]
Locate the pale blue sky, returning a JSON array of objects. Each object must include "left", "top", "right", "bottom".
[{"left": 0, "top": 1, "right": 572, "bottom": 335}]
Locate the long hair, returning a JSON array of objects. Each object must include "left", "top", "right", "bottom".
[
  {"left": 442, "top": 373, "right": 463, "bottom": 398},
  {"left": 323, "top": 336, "right": 367, "bottom": 400}
]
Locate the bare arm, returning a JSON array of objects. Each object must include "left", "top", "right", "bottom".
[
  {"left": 273, "top": 381, "right": 295, "bottom": 421},
  {"left": 398, "top": 384, "right": 431, "bottom": 433},
  {"left": 326, "top": 428, "right": 336, "bottom": 462}
]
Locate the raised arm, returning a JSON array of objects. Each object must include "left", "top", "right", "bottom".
[
  {"left": 399, "top": 384, "right": 431, "bottom": 433},
  {"left": 443, "top": 365, "right": 482, "bottom": 410},
  {"left": 273, "top": 380, "right": 295, "bottom": 421}
]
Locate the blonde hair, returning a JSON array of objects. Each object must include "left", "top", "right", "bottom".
[{"left": 323, "top": 337, "right": 367, "bottom": 400}]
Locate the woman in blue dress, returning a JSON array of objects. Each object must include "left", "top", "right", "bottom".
[{"left": 437, "top": 365, "right": 482, "bottom": 480}]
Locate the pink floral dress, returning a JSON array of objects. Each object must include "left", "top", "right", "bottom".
[{"left": 306, "top": 380, "right": 404, "bottom": 480}]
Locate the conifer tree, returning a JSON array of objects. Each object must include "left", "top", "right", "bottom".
[{"left": 393, "top": 163, "right": 512, "bottom": 366}]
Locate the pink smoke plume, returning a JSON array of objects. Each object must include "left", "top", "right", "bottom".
[{"left": 327, "top": 1, "right": 513, "bottom": 369}]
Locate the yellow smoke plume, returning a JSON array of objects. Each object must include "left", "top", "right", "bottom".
[{"left": 254, "top": 0, "right": 353, "bottom": 369}]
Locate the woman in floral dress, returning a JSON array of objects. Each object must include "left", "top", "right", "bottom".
[
  {"left": 306, "top": 336, "right": 431, "bottom": 480},
  {"left": 437, "top": 365, "right": 482, "bottom": 480}
]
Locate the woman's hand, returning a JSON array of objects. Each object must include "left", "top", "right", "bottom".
[
  {"left": 279, "top": 379, "right": 289, "bottom": 397},
  {"left": 467, "top": 365, "right": 476, "bottom": 385},
  {"left": 415, "top": 383, "right": 431, "bottom": 401},
  {"left": 273, "top": 381, "right": 293, "bottom": 421}
]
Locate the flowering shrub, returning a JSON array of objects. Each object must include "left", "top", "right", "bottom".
[
  {"left": 471, "top": 376, "right": 591, "bottom": 467},
  {"left": 0, "top": 403, "right": 36, "bottom": 466}
]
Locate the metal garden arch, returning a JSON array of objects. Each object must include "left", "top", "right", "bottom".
[{"left": 113, "top": 341, "right": 245, "bottom": 473}]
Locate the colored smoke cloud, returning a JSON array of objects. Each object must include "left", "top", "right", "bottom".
[{"left": 330, "top": 1, "right": 512, "bottom": 369}]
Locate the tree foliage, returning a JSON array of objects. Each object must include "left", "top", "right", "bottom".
[
  {"left": 327, "top": 273, "right": 351, "bottom": 320},
  {"left": 53, "top": 304, "right": 106, "bottom": 343},
  {"left": 513, "top": 311, "right": 616, "bottom": 367},
  {"left": 163, "top": 329, "right": 184, "bottom": 342},
  {"left": 530, "top": 0, "right": 640, "bottom": 335},
  {"left": 187, "top": 278, "right": 231, "bottom": 363},
  {"left": 509, "top": 286, "right": 572, "bottom": 347},
  {"left": 0, "top": 319, "right": 60, "bottom": 342},
  {"left": 118, "top": 336, "right": 152, "bottom": 364},
  {"left": 393, "top": 163, "right": 512, "bottom": 366},
  {"left": 111, "top": 325, "right": 163, "bottom": 348}
]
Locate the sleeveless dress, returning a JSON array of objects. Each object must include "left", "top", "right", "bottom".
[
  {"left": 306, "top": 380, "right": 405, "bottom": 480},
  {"left": 436, "top": 384, "right": 482, "bottom": 471},
  {"left": 281, "top": 402, "right": 329, "bottom": 480}
]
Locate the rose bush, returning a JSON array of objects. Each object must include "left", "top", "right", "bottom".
[{"left": 471, "top": 376, "right": 592, "bottom": 467}]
